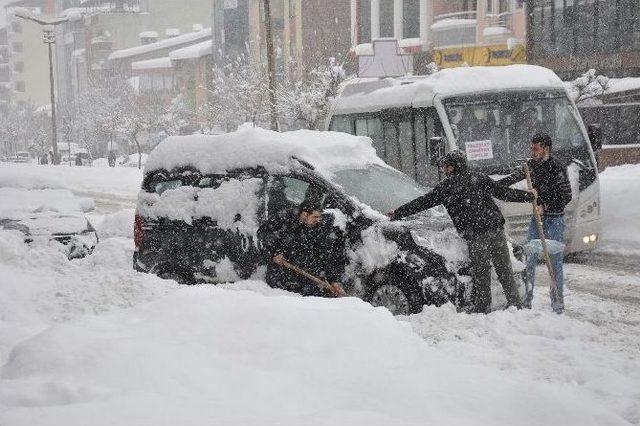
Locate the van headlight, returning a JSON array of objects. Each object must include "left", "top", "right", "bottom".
[{"left": 582, "top": 234, "right": 598, "bottom": 244}]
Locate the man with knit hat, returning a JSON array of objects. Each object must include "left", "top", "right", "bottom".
[{"left": 387, "top": 151, "right": 537, "bottom": 313}]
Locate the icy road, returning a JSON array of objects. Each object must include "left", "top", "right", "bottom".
[{"left": 0, "top": 162, "right": 638, "bottom": 425}]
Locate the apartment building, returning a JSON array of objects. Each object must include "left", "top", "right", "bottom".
[
  {"left": 3, "top": 0, "right": 52, "bottom": 107},
  {"left": 351, "top": 0, "right": 527, "bottom": 71},
  {"left": 0, "top": 26, "right": 10, "bottom": 112},
  {"left": 527, "top": 0, "right": 640, "bottom": 80},
  {"left": 211, "top": 0, "right": 351, "bottom": 74}
]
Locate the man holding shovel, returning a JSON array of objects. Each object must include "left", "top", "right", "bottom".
[
  {"left": 499, "top": 133, "right": 573, "bottom": 313},
  {"left": 259, "top": 200, "right": 346, "bottom": 298}
]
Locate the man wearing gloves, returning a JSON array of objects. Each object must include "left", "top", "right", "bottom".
[{"left": 387, "top": 151, "right": 536, "bottom": 313}]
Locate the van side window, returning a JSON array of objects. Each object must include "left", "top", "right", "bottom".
[
  {"left": 155, "top": 180, "right": 183, "bottom": 195},
  {"left": 267, "top": 176, "right": 327, "bottom": 219}
]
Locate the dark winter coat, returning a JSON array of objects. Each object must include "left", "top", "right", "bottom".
[
  {"left": 393, "top": 170, "right": 535, "bottom": 240},
  {"left": 498, "top": 156, "right": 572, "bottom": 216},
  {"left": 258, "top": 212, "right": 346, "bottom": 296}
]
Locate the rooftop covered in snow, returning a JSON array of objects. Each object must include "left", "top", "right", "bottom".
[
  {"left": 108, "top": 28, "right": 211, "bottom": 61},
  {"left": 169, "top": 39, "right": 212, "bottom": 61},
  {"left": 131, "top": 57, "right": 172, "bottom": 71},
  {"left": 145, "top": 126, "right": 386, "bottom": 175},
  {"left": 334, "top": 65, "right": 566, "bottom": 114}
]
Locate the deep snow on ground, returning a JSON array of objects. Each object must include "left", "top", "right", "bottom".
[
  {"left": 0, "top": 163, "right": 142, "bottom": 198},
  {"left": 0, "top": 232, "right": 637, "bottom": 425},
  {"left": 1, "top": 162, "right": 640, "bottom": 425},
  {"left": 597, "top": 164, "right": 640, "bottom": 256}
]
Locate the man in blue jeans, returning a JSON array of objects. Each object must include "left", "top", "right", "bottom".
[{"left": 499, "top": 133, "right": 573, "bottom": 313}]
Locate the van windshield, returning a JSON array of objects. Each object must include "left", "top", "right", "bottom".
[
  {"left": 332, "top": 164, "right": 426, "bottom": 213},
  {"left": 443, "top": 91, "right": 592, "bottom": 174}
]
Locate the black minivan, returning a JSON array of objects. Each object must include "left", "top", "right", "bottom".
[{"left": 133, "top": 128, "right": 524, "bottom": 314}]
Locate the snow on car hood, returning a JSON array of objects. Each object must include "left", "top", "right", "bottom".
[
  {"left": 0, "top": 188, "right": 90, "bottom": 236},
  {"left": 144, "top": 125, "right": 388, "bottom": 177}
]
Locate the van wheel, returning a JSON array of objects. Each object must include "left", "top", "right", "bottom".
[
  {"left": 157, "top": 267, "right": 195, "bottom": 285},
  {"left": 364, "top": 277, "right": 424, "bottom": 316}
]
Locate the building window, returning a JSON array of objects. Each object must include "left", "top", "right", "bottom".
[
  {"left": 10, "top": 22, "right": 22, "bottom": 33},
  {"left": 380, "top": 0, "right": 394, "bottom": 38},
  {"left": 359, "top": 0, "right": 371, "bottom": 43},
  {"left": 403, "top": 0, "right": 420, "bottom": 39},
  {"left": 15, "top": 81, "right": 25, "bottom": 92},
  {"left": 13, "top": 61, "right": 24, "bottom": 72},
  {"left": 12, "top": 42, "right": 23, "bottom": 53}
]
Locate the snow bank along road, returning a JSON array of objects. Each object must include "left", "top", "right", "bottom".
[{"left": 1, "top": 162, "right": 639, "bottom": 425}]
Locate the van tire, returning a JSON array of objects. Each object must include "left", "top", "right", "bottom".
[
  {"left": 364, "top": 273, "right": 424, "bottom": 316},
  {"left": 157, "top": 266, "right": 195, "bottom": 285}
]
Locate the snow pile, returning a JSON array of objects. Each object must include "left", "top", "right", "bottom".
[
  {"left": 92, "top": 209, "right": 135, "bottom": 239},
  {"left": 348, "top": 225, "right": 399, "bottom": 275},
  {"left": 145, "top": 126, "right": 386, "bottom": 177},
  {"left": 138, "top": 186, "right": 197, "bottom": 224},
  {"left": 0, "top": 188, "right": 89, "bottom": 235},
  {"left": 195, "top": 178, "right": 262, "bottom": 234},
  {"left": 405, "top": 293, "right": 640, "bottom": 425},
  {"left": 138, "top": 177, "right": 263, "bottom": 237},
  {"left": 202, "top": 257, "right": 241, "bottom": 282},
  {"left": 1, "top": 272, "right": 628, "bottom": 425},
  {"left": 0, "top": 163, "right": 143, "bottom": 199},
  {"left": 597, "top": 164, "right": 640, "bottom": 256}
]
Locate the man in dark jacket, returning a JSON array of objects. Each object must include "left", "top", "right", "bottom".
[
  {"left": 387, "top": 151, "right": 536, "bottom": 313},
  {"left": 498, "top": 133, "right": 572, "bottom": 313},
  {"left": 259, "top": 200, "right": 346, "bottom": 297}
]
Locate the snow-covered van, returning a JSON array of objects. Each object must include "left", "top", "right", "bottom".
[
  {"left": 134, "top": 126, "right": 527, "bottom": 314},
  {"left": 327, "top": 65, "right": 601, "bottom": 254}
]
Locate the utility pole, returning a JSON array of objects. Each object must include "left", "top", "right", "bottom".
[
  {"left": 44, "top": 26, "right": 60, "bottom": 164},
  {"left": 14, "top": 8, "right": 68, "bottom": 164},
  {"left": 263, "top": 0, "right": 278, "bottom": 131}
]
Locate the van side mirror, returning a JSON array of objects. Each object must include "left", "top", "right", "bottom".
[
  {"left": 428, "top": 137, "right": 446, "bottom": 166},
  {"left": 587, "top": 124, "right": 602, "bottom": 151}
]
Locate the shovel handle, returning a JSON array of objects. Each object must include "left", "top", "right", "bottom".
[
  {"left": 279, "top": 259, "right": 344, "bottom": 297},
  {"left": 523, "top": 164, "right": 558, "bottom": 298}
]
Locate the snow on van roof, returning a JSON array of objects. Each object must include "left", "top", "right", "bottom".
[
  {"left": 334, "top": 65, "right": 566, "bottom": 114},
  {"left": 144, "top": 126, "right": 386, "bottom": 176}
]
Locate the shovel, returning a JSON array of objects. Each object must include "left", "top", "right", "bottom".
[
  {"left": 279, "top": 259, "right": 345, "bottom": 297},
  {"left": 523, "top": 163, "right": 559, "bottom": 303}
]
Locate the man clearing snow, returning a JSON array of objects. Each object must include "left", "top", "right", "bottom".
[
  {"left": 499, "top": 133, "right": 573, "bottom": 313},
  {"left": 387, "top": 151, "right": 537, "bottom": 313},
  {"left": 259, "top": 200, "right": 346, "bottom": 298}
]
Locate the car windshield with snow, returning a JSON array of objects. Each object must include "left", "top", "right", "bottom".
[{"left": 133, "top": 127, "right": 527, "bottom": 315}]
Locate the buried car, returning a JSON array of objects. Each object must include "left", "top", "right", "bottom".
[
  {"left": 0, "top": 187, "right": 98, "bottom": 259},
  {"left": 133, "top": 126, "right": 525, "bottom": 314}
]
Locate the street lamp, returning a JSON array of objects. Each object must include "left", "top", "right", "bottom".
[{"left": 13, "top": 8, "right": 68, "bottom": 165}]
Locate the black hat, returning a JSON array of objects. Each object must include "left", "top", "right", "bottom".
[{"left": 439, "top": 150, "right": 467, "bottom": 173}]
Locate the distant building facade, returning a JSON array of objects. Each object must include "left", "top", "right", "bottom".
[
  {"left": 3, "top": 0, "right": 52, "bottom": 108},
  {"left": 350, "top": 0, "right": 527, "bottom": 72},
  {"left": 0, "top": 27, "right": 10, "bottom": 112},
  {"left": 527, "top": 0, "right": 640, "bottom": 79},
  {"left": 211, "top": 0, "right": 351, "bottom": 73}
]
